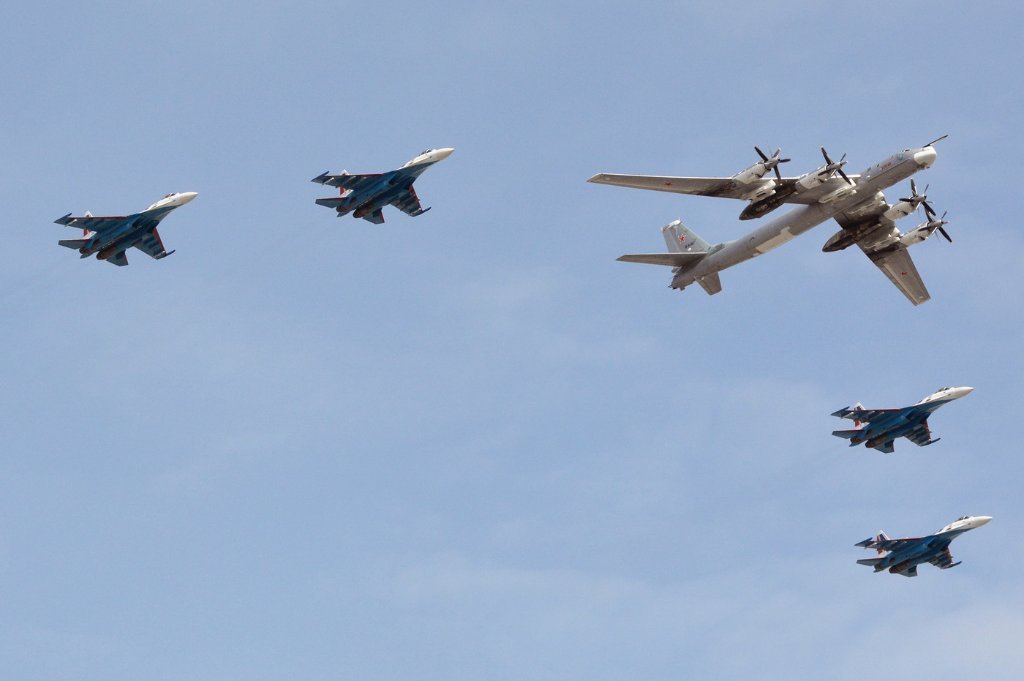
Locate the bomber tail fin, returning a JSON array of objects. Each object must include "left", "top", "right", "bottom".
[{"left": 662, "top": 219, "right": 712, "bottom": 254}]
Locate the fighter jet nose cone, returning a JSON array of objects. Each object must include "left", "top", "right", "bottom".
[
  {"left": 914, "top": 147, "right": 937, "bottom": 168},
  {"left": 954, "top": 386, "right": 974, "bottom": 398},
  {"left": 176, "top": 192, "right": 198, "bottom": 205},
  {"left": 435, "top": 147, "right": 454, "bottom": 160},
  {"left": 975, "top": 516, "right": 992, "bottom": 526}
]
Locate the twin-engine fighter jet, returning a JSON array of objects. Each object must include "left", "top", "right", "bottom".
[
  {"left": 312, "top": 148, "right": 454, "bottom": 224},
  {"left": 54, "top": 192, "right": 198, "bottom": 266},
  {"left": 856, "top": 515, "right": 991, "bottom": 577},
  {"left": 591, "top": 137, "right": 950, "bottom": 304},
  {"left": 831, "top": 386, "right": 973, "bottom": 454}
]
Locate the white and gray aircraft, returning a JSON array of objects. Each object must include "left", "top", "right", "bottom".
[{"left": 589, "top": 137, "right": 951, "bottom": 304}]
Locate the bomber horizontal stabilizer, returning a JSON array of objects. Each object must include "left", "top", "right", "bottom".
[
  {"left": 696, "top": 272, "right": 722, "bottom": 295},
  {"left": 617, "top": 252, "right": 707, "bottom": 267}
]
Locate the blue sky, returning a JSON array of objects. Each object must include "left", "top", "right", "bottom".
[{"left": 2, "top": 2, "right": 1023, "bottom": 679}]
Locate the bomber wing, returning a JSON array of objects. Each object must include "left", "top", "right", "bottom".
[
  {"left": 54, "top": 213, "right": 131, "bottom": 234},
  {"left": 831, "top": 200, "right": 931, "bottom": 305},
  {"left": 389, "top": 186, "right": 430, "bottom": 217},
  {"left": 587, "top": 173, "right": 858, "bottom": 204},
  {"left": 867, "top": 247, "right": 930, "bottom": 305}
]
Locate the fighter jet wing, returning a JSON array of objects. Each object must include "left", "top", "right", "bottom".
[
  {"left": 831, "top": 406, "right": 901, "bottom": 423},
  {"left": 389, "top": 186, "right": 430, "bottom": 216},
  {"left": 904, "top": 421, "right": 936, "bottom": 447},
  {"left": 54, "top": 213, "right": 130, "bottom": 234},
  {"left": 856, "top": 536, "right": 923, "bottom": 553},
  {"left": 587, "top": 174, "right": 858, "bottom": 203},
  {"left": 928, "top": 548, "right": 960, "bottom": 569},
  {"left": 133, "top": 228, "right": 173, "bottom": 259},
  {"left": 311, "top": 172, "right": 385, "bottom": 191},
  {"left": 866, "top": 247, "right": 931, "bottom": 306}
]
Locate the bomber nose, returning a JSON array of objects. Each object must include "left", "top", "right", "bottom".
[{"left": 913, "top": 147, "right": 937, "bottom": 168}]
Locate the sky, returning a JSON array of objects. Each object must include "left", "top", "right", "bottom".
[{"left": 1, "top": 1, "right": 1023, "bottom": 679}]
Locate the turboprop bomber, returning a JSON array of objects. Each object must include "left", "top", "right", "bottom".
[
  {"left": 856, "top": 515, "right": 991, "bottom": 577},
  {"left": 312, "top": 148, "right": 453, "bottom": 224},
  {"left": 831, "top": 386, "right": 973, "bottom": 454},
  {"left": 591, "top": 137, "right": 950, "bottom": 304},
  {"left": 54, "top": 192, "right": 197, "bottom": 266}
]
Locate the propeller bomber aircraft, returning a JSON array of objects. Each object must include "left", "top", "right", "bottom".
[{"left": 590, "top": 136, "right": 952, "bottom": 305}]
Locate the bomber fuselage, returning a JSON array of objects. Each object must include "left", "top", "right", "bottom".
[{"left": 670, "top": 146, "right": 937, "bottom": 291}]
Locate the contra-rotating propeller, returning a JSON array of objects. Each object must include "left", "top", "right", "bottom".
[
  {"left": 820, "top": 147, "right": 853, "bottom": 185},
  {"left": 754, "top": 146, "right": 791, "bottom": 180},
  {"left": 900, "top": 179, "right": 937, "bottom": 219},
  {"left": 925, "top": 210, "right": 952, "bottom": 243}
]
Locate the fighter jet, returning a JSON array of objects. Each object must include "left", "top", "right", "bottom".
[
  {"left": 311, "top": 148, "right": 454, "bottom": 224},
  {"left": 54, "top": 192, "right": 198, "bottom": 266},
  {"left": 591, "top": 137, "right": 951, "bottom": 304},
  {"left": 856, "top": 515, "right": 991, "bottom": 577},
  {"left": 831, "top": 386, "right": 973, "bottom": 454}
]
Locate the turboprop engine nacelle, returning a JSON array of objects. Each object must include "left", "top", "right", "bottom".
[
  {"left": 796, "top": 169, "right": 830, "bottom": 190},
  {"left": 883, "top": 201, "right": 916, "bottom": 222},
  {"left": 900, "top": 222, "right": 940, "bottom": 247},
  {"left": 817, "top": 184, "right": 857, "bottom": 204},
  {"left": 738, "top": 179, "right": 777, "bottom": 202}
]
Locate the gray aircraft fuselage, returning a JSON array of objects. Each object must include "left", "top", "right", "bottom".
[{"left": 670, "top": 147, "right": 936, "bottom": 290}]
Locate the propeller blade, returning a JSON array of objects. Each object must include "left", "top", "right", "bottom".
[
  {"left": 922, "top": 201, "right": 936, "bottom": 219},
  {"left": 837, "top": 167, "right": 852, "bottom": 185},
  {"left": 773, "top": 165, "right": 782, "bottom": 181},
  {"left": 938, "top": 226, "right": 952, "bottom": 242},
  {"left": 910, "top": 179, "right": 917, "bottom": 195},
  {"left": 754, "top": 146, "right": 769, "bottom": 162},
  {"left": 821, "top": 147, "right": 832, "bottom": 164}
]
